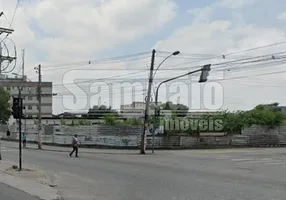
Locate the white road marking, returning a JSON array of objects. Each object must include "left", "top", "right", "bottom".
[
  {"left": 208, "top": 155, "right": 286, "bottom": 166},
  {"left": 263, "top": 161, "right": 286, "bottom": 165},
  {"left": 0, "top": 147, "right": 17, "bottom": 152},
  {"left": 240, "top": 160, "right": 274, "bottom": 164},
  {"left": 231, "top": 158, "right": 254, "bottom": 161}
]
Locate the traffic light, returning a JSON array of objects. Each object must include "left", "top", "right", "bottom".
[
  {"left": 12, "top": 97, "right": 23, "bottom": 119},
  {"left": 199, "top": 64, "right": 211, "bottom": 83}
]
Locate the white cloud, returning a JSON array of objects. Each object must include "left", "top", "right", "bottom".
[
  {"left": 1, "top": 0, "right": 177, "bottom": 70},
  {"left": 217, "top": 0, "right": 260, "bottom": 9},
  {"left": 277, "top": 12, "right": 286, "bottom": 20},
  {"left": 1, "top": 0, "right": 286, "bottom": 113},
  {"left": 153, "top": 7, "right": 286, "bottom": 111},
  {"left": 188, "top": 7, "right": 214, "bottom": 23}
]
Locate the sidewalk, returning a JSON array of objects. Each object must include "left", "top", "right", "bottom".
[
  {"left": 3, "top": 140, "right": 286, "bottom": 156},
  {"left": 0, "top": 159, "right": 61, "bottom": 200},
  {"left": 2, "top": 140, "right": 142, "bottom": 154}
]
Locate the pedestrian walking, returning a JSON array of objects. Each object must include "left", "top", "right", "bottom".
[
  {"left": 69, "top": 134, "right": 79, "bottom": 157},
  {"left": 22, "top": 133, "right": 27, "bottom": 148},
  {"left": 6, "top": 129, "right": 10, "bottom": 140}
]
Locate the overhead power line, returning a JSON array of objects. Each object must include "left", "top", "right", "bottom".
[
  {"left": 53, "top": 59, "right": 286, "bottom": 97},
  {"left": 51, "top": 53, "right": 286, "bottom": 87},
  {"left": 41, "top": 51, "right": 150, "bottom": 69},
  {"left": 36, "top": 40, "right": 286, "bottom": 73},
  {"left": 52, "top": 67, "right": 286, "bottom": 101}
]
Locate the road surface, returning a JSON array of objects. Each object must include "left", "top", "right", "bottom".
[
  {"left": 0, "top": 183, "right": 40, "bottom": 200},
  {"left": 1, "top": 142, "right": 286, "bottom": 200}
]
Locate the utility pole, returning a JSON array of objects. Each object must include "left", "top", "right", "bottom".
[
  {"left": 18, "top": 87, "right": 22, "bottom": 170},
  {"left": 22, "top": 50, "right": 26, "bottom": 134},
  {"left": 35, "top": 65, "right": 42, "bottom": 149},
  {"left": 0, "top": 45, "right": 2, "bottom": 75},
  {"left": 0, "top": 12, "right": 15, "bottom": 76},
  {"left": 140, "top": 49, "right": 156, "bottom": 154},
  {"left": 22, "top": 49, "right": 25, "bottom": 77}
]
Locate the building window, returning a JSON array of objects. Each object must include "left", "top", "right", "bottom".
[
  {"left": 28, "top": 105, "right": 32, "bottom": 110},
  {"left": 28, "top": 96, "right": 33, "bottom": 100},
  {"left": 37, "top": 106, "right": 39, "bottom": 110}
]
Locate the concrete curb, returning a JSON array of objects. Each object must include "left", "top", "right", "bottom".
[
  {"left": 8, "top": 146, "right": 142, "bottom": 155},
  {"left": 0, "top": 160, "right": 62, "bottom": 200},
  {"left": 3, "top": 137, "right": 286, "bottom": 150}
]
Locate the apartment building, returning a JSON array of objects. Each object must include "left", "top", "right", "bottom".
[{"left": 0, "top": 75, "right": 53, "bottom": 119}]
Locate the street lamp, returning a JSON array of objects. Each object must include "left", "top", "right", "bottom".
[
  {"left": 140, "top": 50, "right": 180, "bottom": 154},
  {"left": 153, "top": 51, "right": 180, "bottom": 78},
  {"left": 152, "top": 64, "right": 211, "bottom": 153}
]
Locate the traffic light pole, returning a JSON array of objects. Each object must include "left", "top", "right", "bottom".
[
  {"left": 18, "top": 87, "right": 22, "bottom": 171},
  {"left": 152, "top": 64, "right": 211, "bottom": 153}
]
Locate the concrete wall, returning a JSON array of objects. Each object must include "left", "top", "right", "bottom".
[
  {"left": 3, "top": 124, "right": 286, "bottom": 149},
  {"left": 22, "top": 118, "right": 105, "bottom": 125},
  {"left": 241, "top": 125, "right": 286, "bottom": 146},
  {"left": 55, "top": 125, "right": 144, "bottom": 136}
]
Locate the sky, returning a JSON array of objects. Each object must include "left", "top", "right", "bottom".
[{"left": 0, "top": 0, "right": 286, "bottom": 114}]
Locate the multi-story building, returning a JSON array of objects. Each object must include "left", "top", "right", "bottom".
[{"left": 0, "top": 75, "right": 53, "bottom": 121}]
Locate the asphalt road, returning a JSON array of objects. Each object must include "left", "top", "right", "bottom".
[
  {"left": 0, "top": 183, "right": 40, "bottom": 200},
  {"left": 2, "top": 143, "right": 286, "bottom": 200}
]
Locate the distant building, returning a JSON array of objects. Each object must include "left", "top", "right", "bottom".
[
  {"left": 0, "top": 75, "right": 53, "bottom": 124},
  {"left": 120, "top": 101, "right": 220, "bottom": 119},
  {"left": 120, "top": 101, "right": 163, "bottom": 118},
  {"left": 263, "top": 105, "right": 286, "bottom": 115},
  {"left": 160, "top": 110, "right": 220, "bottom": 119}
]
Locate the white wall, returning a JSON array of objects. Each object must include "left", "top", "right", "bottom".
[
  {"left": 7, "top": 85, "right": 52, "bottom": 118},
  {"left": 22, "top": 118, "right": 105, "bottom": 125}
]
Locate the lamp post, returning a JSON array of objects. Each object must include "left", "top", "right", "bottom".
[
  {"left": 140, "top": 51, "right": 180, "bottom": 154},
  {"left": 152, "top": 64, "right": 211, "bottom": 153},
  {"left": 153, "top": 51, "right": 180, "bottom": 78}
]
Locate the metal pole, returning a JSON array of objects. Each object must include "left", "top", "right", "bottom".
[
  {"left": 18, "top": 87, "right": 22, "bottom": 171},
  {"left": 37, "top": 64, "right": 42, "bottom": 149},
  {"left": 24, "top": 109, "right": 26, "bottom": 135},
  {"left": 140, "top": 49, "right": 156, "bottom": 154},
  {"left": 152, "top": 69, "right": 203, "bottom": 153},
  {"left": 152, "top": 108, "right": 157, "bottom": 153},
  {"left": 0, "top": 44, "right": 2, "bottom": 75},
  {"left": 152, "top": 84, "right": 161, "bottom": 153},
  {"left": 22, "top": 49, "right": 25, "bottom": 77},
  {"left": 0, "top": 140, "right": 2, "bottom": 160},
  {"left": 22, "top": 50, "right": 26, "bottom": 135}
]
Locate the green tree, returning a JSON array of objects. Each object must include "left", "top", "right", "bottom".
[
  {"left": 123, "top": 118, "right": 142, "bottom": 126},
  {"left": 244, "top": 106, "right": 284, "bottom": 127},
  {"left": 0, "top": 87, "right": 11, "bottom": 124},
  {"left": 219, "top": 110, "right": 246, "bottom": 134},
  {"left": 103, "top": 113, "right": 117, "bottom": 125},
  {"left": 71, "top": 120, "right": 75, "bottom": 126},
  {"left": 161, "top": 101, "right": 189, "bottom": 117},
  {"left": 85, "top": 105, "right": 118, "bottom": 119},
  {"left": 207, "top": 103, "right": 285, "bottom": 134}
]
